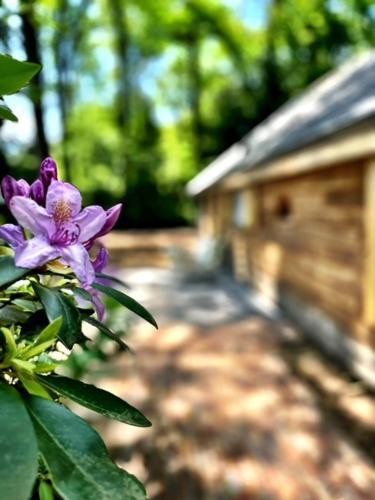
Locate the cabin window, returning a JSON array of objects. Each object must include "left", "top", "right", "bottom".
[
  {"left": 274, "top": 195, "right": 292, "bottom": 220},
  {"left": 233, "top": 190, "right": 256, "bottom": 228}
]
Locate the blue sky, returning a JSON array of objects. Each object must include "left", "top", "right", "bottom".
[{"left": 225, "top": 0, "right": 269, "bottom": 29}]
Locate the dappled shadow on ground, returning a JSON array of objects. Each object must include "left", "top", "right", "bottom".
[{"left": 91, "top": 313, "right": 375, "bottom": 499}]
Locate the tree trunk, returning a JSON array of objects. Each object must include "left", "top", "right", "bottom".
[
  {"left": 108, "top": 0, "right": 131, "bottom": 134},
  {"left": 19, "top": 0, "right": 49, "bottom": 160}
]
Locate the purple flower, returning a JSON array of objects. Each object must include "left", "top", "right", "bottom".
[
  {"left": 30, "top": 179, "right": 45, "bottom": 205},
  {"left": 6, "top": 180, "right": 107, "bottom": 285},
  {"left": 92, "top": 246, "right": 109, "bottom": 272},
  {"left": 0, "top": 224, "right": 25, "bottom": 248},
  {"left": 1, "top": 176, "right": 30, "bottom": 206},
  {"left": 82, "top": 246, "right": 109, "bottom": 320},
  {"left": 85, "top": 203, "right": 122, "bottom": 250},
  {"left": 90, "top": 287, "right": 106, "bottom": 321},
  {"left": 40, "top": 157, "right": 58, "bottom": 187},
  {"left": 30, "top": 158, "right": 58, "bottom": 205}
]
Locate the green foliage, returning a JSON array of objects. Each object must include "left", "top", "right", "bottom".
[
  {"left": 0, "top": 255, "right": 30, "bottom": 287},
  {"left": 93, "top": 282, "right": 158, "bottom": 328},
  {"left": 0, "top": 254, "right": 156, "bottom": 499},
  {"left": 85, "top": 315, "right": 131, "bottom": 351},
  {"left": 0, "top": 384, "right": 38, "bottom": 500},
  {"left": 64, "top": 104, "right": 125, "bottom": 202},
  {"left": 27, "top": 396, "right": 147, "bottom": 500},
  {"left": 32, "top": 282, "right": 85, "bottom": 349},
  {"left": 0, "top": 102, "right": 18, "bottom": 122},
  {"left": 0, "top": 54, "right": 40, "bottom": 122},
  {"left": 38, "top": 482, "right": 54, "bottom": 500},
  {"left": 0, "top": 55, "right": 41, "bottom": 96},
  {"left": 38, "top": 374, "right": 151, "bottom": 426},
  {"left": 2, "top": 1, "right": 374, "bottom": 226}
]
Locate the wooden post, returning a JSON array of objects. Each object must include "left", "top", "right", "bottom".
[{"left": 363, "top": 158, "right": 375, "bottom": 327}]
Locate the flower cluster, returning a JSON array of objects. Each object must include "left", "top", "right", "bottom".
[{"left": 0, "top": 158, "right": 122, "bottom": 319}]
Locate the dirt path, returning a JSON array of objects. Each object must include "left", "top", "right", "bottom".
[{"left": 88, "top": 268, "right": 375, "bottom": 499}]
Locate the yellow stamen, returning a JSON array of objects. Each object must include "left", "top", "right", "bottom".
[{"left": 54, "top": 200, "right": 72, "bottom": 223}]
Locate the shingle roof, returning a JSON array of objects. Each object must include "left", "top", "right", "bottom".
[{"left": 187, "top": 50, "right": 375, "bottom": 196}]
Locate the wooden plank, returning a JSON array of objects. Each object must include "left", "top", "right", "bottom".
[
  {"left": 363, "top": 158, "right": 375, "bottom": 327},
  {"left": 251, "top": 264, "right": 360, "bottom": 322},
  {"left": 245, "top": 233, "right": 363, "bottom": 322},
  {"left": 248, "top": 225, "right": 363, "bottom": 254},
  {"left": 222, "top": 161, "right": 367, "bottom": 329},
  {"left": 248, "top": 254, "right": 362, "bottom": 300}
]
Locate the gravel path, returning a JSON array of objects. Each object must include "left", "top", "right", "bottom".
[{"left": 90, "top": 268, "right": 375, "bottom": 500}]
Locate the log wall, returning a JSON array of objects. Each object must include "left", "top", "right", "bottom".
[
  {"left": 229, "top": 161, "right": 368, "bottom": 342},
  {"left": 199, "top": 191, "right": 234, "bottom": 239}
]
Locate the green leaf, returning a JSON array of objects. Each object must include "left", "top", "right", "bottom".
[
  {"left": 15, "top": 316, "right": 61, "bottom": 361},
  {"left": 32, "top": 283, "right": 84, "bottom": 349},
  {"left": 16, "top": 316, "right": 62, "bottom": 360},
  {"left": 38, "top": 374, "right": 151, "bottom": 427},
  {"left": 84, "top": 316, "right": 131, "bottom": 352},
  {"left": 18, "top": 339, "right": 56, "bottom": 360},
  {"left": 93, "top": 283, "right": 158, "bottom": 329},
  {"left": 0, "top": 304, "right": 29, "bottom": 324},
  {"left": 38, "top": 481, "right": 54, "bottom": 500},
  {"left": 0, "top": 326, "right": 17, "bottom": 360},
  {"left": 95, "top": 272, "right": 130, "bottom": 288},
  {"left": 12, "top": 298, "right": 40, "bottom": 312},
  {"left": 73, "top": 286, "right": 94, "bottom": 301},
  {"left": 0, "top": 384, "right": 38, "bottom": 500},
  {"left": 34, "top": 353, "right": 60, "bottom": 374},
  {"left": 0, "top": 256, "right": 29, "bottom": 288},
  {"left": 0, "top": 102, "right": 18, "bottom": 121},
  {"left": 11, "top": 357, "right": 35, "bottom": 374},
  {"left": 18, "top": 373, "right": 52, "bottom": 399},
  {"left": 26, "top": 397, "right": 147, "bottom": 500},
  {"left": 0, "top": 54, "right": 40, "bottom": 95},
  {"left": 37, "top": 316, "right": 63, "bottom": 344},
  {"left": 121, "top": 470, "right": 148, "bottom": 500}
]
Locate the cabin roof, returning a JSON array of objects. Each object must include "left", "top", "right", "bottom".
[{"left": 187, "top": 50, "right": 375, "bottom": 196}]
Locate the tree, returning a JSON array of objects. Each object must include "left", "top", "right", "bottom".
[{"left": 20, "top": 0, "right": 49, "bottom": 160}]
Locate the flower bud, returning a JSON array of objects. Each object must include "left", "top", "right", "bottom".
[
  {"left": 40, "top": 157, "right": 58, "bottom": 187},
  {"left": 30, "top": 179, "right": 45, "bottom": 205},
  {"left": 1, "top": 176, "right": 30, "bottom": 205}
]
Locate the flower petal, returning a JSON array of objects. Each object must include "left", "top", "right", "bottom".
[
  {"left": 14, "top": 237, "right": 60, "bottom": 269},
  {"left": 30, "top": 179, "right": 45, "bottom": 205},
  {"left": 0, "top": 224, "right": 25, "bottom": 248},
  {"left": 1, "top": 176, "right": 16, "bottom": 205},
  {"left": 92, "top": 246, "right": 109, "bottom": 273},
  {"left": 96, "top": 203, "right": 122, "bottom": 238},
  {"left": 1, "top": 176, "right": 30, "bottom": 205},
  {"left": 17, "top": 179, "right": 31, "bottom": 197},
  {"left": 59, "top": 244, "right": 95, "bottom": 285},
  {"left": 84, "top": 204, "right": 122, "bottom": 249},
  {"left": 74, "top": 206, "right": 106, "bottom": 242},
  {"left": 46, "top": 181, "right": 82, "bottom": 217},
  {"left": 89, "top": 287, "right": 106, "bottom": 321},
  {"left": 9, "top": 196, "right": 54, "bottom": 237}
]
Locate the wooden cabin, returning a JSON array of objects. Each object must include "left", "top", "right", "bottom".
[{"left": 187, "top": 51, "right": 375, "bottom": 385}]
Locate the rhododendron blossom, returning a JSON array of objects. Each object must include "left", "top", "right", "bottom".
[{"left": 0, "top": 158, "right": 122, "bottom": 290}]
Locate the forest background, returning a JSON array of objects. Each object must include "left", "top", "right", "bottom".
[{"left": 0, "top": 0, "right": 374, "bottom": 228}]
